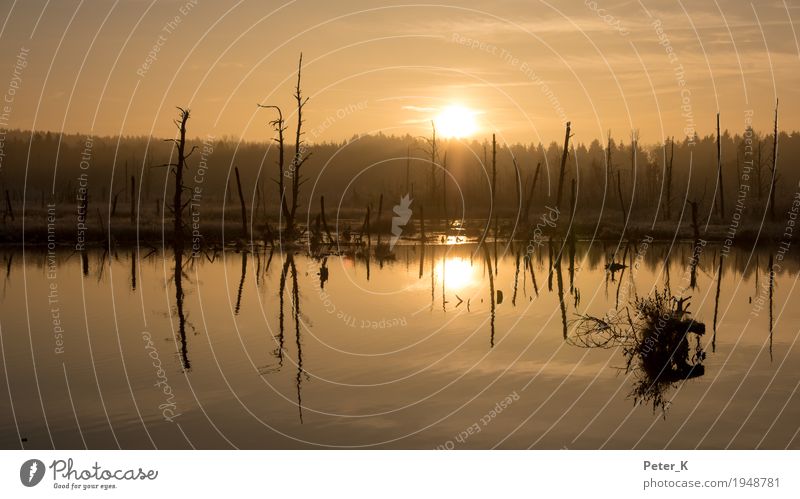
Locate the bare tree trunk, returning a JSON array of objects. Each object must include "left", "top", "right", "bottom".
[
  {"left": 405, "top": 145, "right": 410, "bottom": 193},
  {"left": 376, "top": 193, "right": 384, "bottom": 247},
  {"left": 5, "top": 190, "right": 15, "bottom": 222},
  {"left": 770, "top": 99, "right": 779, "bottom": 221},
  {"left": 606, "top": 132, "right": 613, "bottom": 223},
  {"left": 569, "top": 178, "right": 576, "bottom": 236},
  {"left": 320, "top": 196, "right": 333, "bottom": 244},
  {"left": 130, "top": 175, "right": 136, "bottom": 224},
  {"left": 442, "top": 152, "right": 448, "bottom": 232},
  {"left": 362, "top": 205, "right": 371, "bottom": 247},
  {"left": 429, "top": 122, "right": 437, "bottom": 206},
  {"left": 756, "top": 139, "right": 763, "bottom": 201},
  {"left": 235, "top": 166, "right": 248, "bottom": 238},
  {"left": 522, "top": 162, "right": 541, "bottom": 225},
  {"left": 491, "top": 133, "right": 497, "bottom": 211},
  {"left": 258, "top": 53, "right": 309, "bottom": 240},
  {"left": 111, "top": 191, "right": 120, "bottom": 217},
  {"left": 617, "top": 170, "right": 627, "bottom": 226},
  {"left": 630, "top": 130, "right": 637, "bottom": 214},
  {"left": 511, "top": 155, "right": 521, "bottom": 239},
  {"left": 289, "top": 53, "right": 310, "bottom": 237},
  {"left": 716, "top": 113, "right": 725, "bottom": 218},
  {"left": 258, "top": 105, "right": 291, "bottom": 230},
  {"left": 556, "top": 121, "right": 572, "bottom": 209},
  {"left": 171, "top": 108, "right": 192, "bottom": 249},
  {"left": 479, "top": 135, "right": 497, "bottom": 246},
  {"left": 419, "top": 204, "right": 425, "bottom": 241},
  {"left": 97, "top": 208, "right": 106, "bottom": 241},
  {"left": 664, "top": 138, "right": 674, "bottom": 221}
]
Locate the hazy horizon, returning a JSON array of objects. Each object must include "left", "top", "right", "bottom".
[{"left": 0, "top": 0, "right": 797, "bottom": 145}]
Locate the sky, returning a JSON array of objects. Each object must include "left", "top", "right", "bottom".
[{"left": 0, "top": 0, "right": 797, "bottom": 145}]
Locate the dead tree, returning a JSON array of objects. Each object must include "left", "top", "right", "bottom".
[
  {"left": 617, "top": 170, "right": 627, "bottom": 225},
  {"left": 606, "top": 131, "right": 614, "bottom": 189},
  {"left": 689, "top": 199, "right": 700, "bottom": 240},
  {"left": 479, "top": 134, "right": 497, "bottom": 245},
  {"left": 289, "top": 53, "right": 311, "bottom": 237},
  {"left": 442, "top": 152, "right": 448, "bottom": 231},
  {"left": 522, "top": 162, "right": 541, "bottom": 225},
  {"left": 716, "top": 113, "right": 725, "bottom": 218},
  {"left": 426, "top": 121, "right": 438, "bottom": 208},
  {"left": 511, "top": 154, "right": 522, "bottom": 239},
  {"left": 257, "top": 105, "right": 291, "bottom": 230},
  {"left": 569, "top": 178, "right": 577, "bottom": 240},
  {"left": 630, "top": 129, "right": 638, "bottom": 214},
  {"left": 320, "top": 195, "right": 333, "bottom": 244},
  {"left": 405, "top": 145, "right": 411, "bottom": 193},
  {"left": 257, "top": 53, "right": 310, "bottom": 239},
  {"left": 4, "top": 190, "right": 14, "bottom": 222},
  {"left": 664, "top": 137, "right": 674, "bottom": 221},
  {"left": 556, "top": 121, "right": 572, "bottom": 209},
  {"left": 376, "top": 193, "right": 384, "bottom": 247},
  {"left": 157, "top": 107, "right": 197, "bottom": 248},
  {"left": 111, "top": 190, "right": 121, "bottom": 217},
  {"left": 491, "top": 133, "right": 497, "bottom": 211},
  {"left": 770, "top": 99, "right": 779, "bottom": 221},
  {"left": 756, "top": 136, "right": 764, "bottom": 201},
  {"left": 234, "top": 166, "right": 248, "bottom": 238},
  {"left": 130, "top": 175, "right": 136, "bottom": 224}
]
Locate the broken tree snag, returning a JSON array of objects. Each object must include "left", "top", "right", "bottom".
[
  {"left": 770, "top": 99, "right": 779, "bottom": 221},
  {"left": 429, "top": 121, "right": 437, "bottom": 206},
  {"left": 479, "top": 133, "right": 497, "bottom": 246},
  {"left": 556, "top": 121, "right": 572, "bottom": 209},
  {"left": 4, "top": 190, "right": 14, "bottom": 222},
  {"left": 161, "top": 107, "right": 197, "bottom": 249},
  {"left": 130, "top": 175, "right": 136, "bottom": 224},
  {"left": 376, "top": 193, "right": 384, "bottom": 247},
  {"left": 289, "top": 52, "right": 310, "bottom": 238},
  {"left": 510, "top": 154, "right": 521, "bottom": 240},
  {"left": 111, "top": 191, "right": 120, "bottom": 217},
  {"left": 664, "top": 137, "right": 674, "bottom": 221},
  {"left": 234, "top": 166, "right": 248, "bottom": 238},
  {"left": 569, "top": 178, "right": 576, "bottom": 241},
  {"left": 362, "top": 204, "right": 371, "bottom": 248},
  {"left": 617, "top": 170, "right": 627, "bottom": 226},
  {"left": 716, "top": 113, "right": 725, "bottom": 219},
  {"left": 523, "top": 162, "right": 541, "bottom": 225},
  {"left": 442, "top": 152, "right": 448, "bottom": 231},
  {"left": 256, "top": 104, "right": 291, "bottom": 231},
  {"left": 256, "top": 52, "right": 309, "bottom": 240},
  {"left": 320, "top": 195, "right": 333, "bottom": 244},
  {"left": 419, "top": 204, "right": 426, "bottom": 241},
  {"left": 491, "top": 133, "right": 497, "bottom": 211}
]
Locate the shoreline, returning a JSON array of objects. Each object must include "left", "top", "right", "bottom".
[{"left": 1, "top": 218, "right": 793, "bottom": 249}]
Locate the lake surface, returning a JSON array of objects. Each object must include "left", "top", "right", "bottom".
[{"left": 1, "top": 240, "right": 799, "bottom": 449}]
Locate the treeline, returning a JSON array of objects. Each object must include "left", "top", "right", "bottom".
[{"left": 0, "top": 124, "right": 796, "bottom": 225}]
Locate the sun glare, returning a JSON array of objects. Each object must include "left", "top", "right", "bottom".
[
  {"left": 436, "top": 257, "right": 477, "bottom": 291},
  {"left": 434, "top": 105, "right": 479, "bottom": 139}
]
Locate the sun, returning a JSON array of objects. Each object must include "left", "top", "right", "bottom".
[
  {"left": 434, "top": 105, "right": 479, "bottom": 139},
  {"left": 435, "top": 257, "right": 477, "bottom": 291}
]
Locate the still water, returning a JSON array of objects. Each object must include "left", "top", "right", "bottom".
[{"left": 1, "top": 240, "right": 798, "bottom": 449}]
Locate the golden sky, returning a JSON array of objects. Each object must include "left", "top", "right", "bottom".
[{"left": 0, "top": 0, "right": 797, "bottom": 145}]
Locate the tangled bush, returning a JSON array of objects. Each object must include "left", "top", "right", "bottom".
[{"left": 569, "top": 289, "right": 706, "bottom": 413}]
